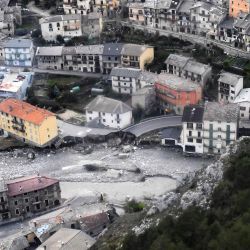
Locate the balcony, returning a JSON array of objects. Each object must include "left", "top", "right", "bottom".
[{"left": 12, "top": 125, "right": 25, "bottom": 133}]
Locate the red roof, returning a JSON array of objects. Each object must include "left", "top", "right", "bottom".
[
  {"left": 6, "top": 176, "right": 59, "bottom": 197},
  {"left": 0, "top": 98, "right": 55, "bottom": 125},
  {"left": 80, "top": 212, "right": 110, "bottom": 230}
]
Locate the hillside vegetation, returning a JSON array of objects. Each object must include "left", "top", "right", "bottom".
[{"left": 121, "top": 138, "right": 250, "bottom": 250}]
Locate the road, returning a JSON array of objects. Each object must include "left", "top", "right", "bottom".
[
  {"left": 121, "top": 21, "right": 250, "bottom": 59},
  {"left": 57, "top": 120, "right": 117, "bottom": 138},
  {"left": 27, "top": 1, "right": 50, "bottom": 17},
  {"left": 123, "top": 116, "right": 182, "bottom": 137},
  {"left": 33, "top": 68, "right": 103, "bottom": 78}
]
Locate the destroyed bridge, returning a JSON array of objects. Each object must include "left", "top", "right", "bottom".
[{"left": 122, "top": 115, "right": 182, "bottom": 137}]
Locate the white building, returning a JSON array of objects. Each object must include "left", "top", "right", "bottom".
[
  {"left": 110, "top": 67, "right": 158, "bottom": 95},
  {"left": 110, "top": 67, "right": 141, "bottom": 94},
  {"left": 203, "top": 102, "right": 239, "bottom": 154},
  {"left": 85, "top": 95, "right": 133, "bottom": 129},
  {"left": 234, "top": 88, "right": 250, "bottom": 120},
  {"left": 0, "top": 71, "right": 33, "bottom": 100},
  {"left": 218, "top": 71, "right": 243, "bottom": 103},
  {"left": 63, "top": 0, "right": 91, "bottom": 15},
  {"left": 4, "top": 39, "right": 34, "bottom": 67},
  {"left": 40, "top": 14, "right": 82, "bottom": 41},
  {"left": 181, "top": 105, "right": 204, "bottom": 154}
]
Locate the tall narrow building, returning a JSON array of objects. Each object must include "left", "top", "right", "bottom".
[{"left": 229, "top": 0, "right": 250, "bottom": 17}]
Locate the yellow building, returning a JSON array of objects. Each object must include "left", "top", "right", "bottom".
[
  {"left": 229, "top": 0, "right": 250, "bottom": 17},
  {"left": 0, "top": 98, "right": 58, "bottom": 147},
  {"left": 121, "top": 44, "right": 154, "bottom": 70}
]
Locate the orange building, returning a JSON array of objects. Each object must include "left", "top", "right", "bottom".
[
  {"left": 155, "top": 73, "right": 202, "bottom": 115},
  {"left": 0, "top": 98, "right": 58, "bottom": 147},
  {"left": 229, "top": 0, "right": 250, "bottom": 17}
]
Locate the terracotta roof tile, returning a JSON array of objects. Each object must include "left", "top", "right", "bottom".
[
  {"left": 6, "top": 176, "right": 59, "bottom": 197},
  {"left": 0, "top": 98, "right": 55, "bottom": 125}
]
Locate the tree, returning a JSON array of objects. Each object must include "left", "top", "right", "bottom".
[{"left": 56, "top": 35, "right": 64, "bottom": 44}]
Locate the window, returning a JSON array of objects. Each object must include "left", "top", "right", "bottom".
[
  {"left": 198, "top": 132, "right": 201, "bottom": 138},
  {"left": 218, "top": 135, "right": 222, "bottom": 139},
  {"left": 240, "top": 106, "right": 246, "bottom": 111},
  {"left": 25, "top": 198, "right": 29, "bottom": 203},
  {"left": 187, "top": 123, "right": 193, "bottom": 129},
  {"left": 26, "top": 206, "right": 30, "bottom": 212},
  {"left": 103, "top": 119, "right": 106, "bottom": 122},
  {"left": 196, "top": 123, "right": 202, "bottom": 129},
  {"left": 187, "top": 138, "right": 193, "bottom": 142},
  {"left": 15, "top": 209, "right": 20, "bottom": 215},
  {"left": 14, "top": 201, "right": 18, "bottom": 206},
  {"left": 45, "top": 200, "right": 49, "bottom": 206},
  {"left": 36, "top": 204, "right": 41, "bottom": 210},
  {"left": 241, "top": 113, "right": 244, "bottom": 117},
  {"left": 218, "top": 127, "right": 221, "bottom": 131},
  {"left": 189, "top": 131, "right": 192, "bottom": 136},
  {"left": 196, "top": 138, "right": 202, "bottom": 143}
]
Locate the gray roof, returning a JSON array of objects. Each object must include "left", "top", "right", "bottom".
[
  {"left": 110, "top": 67, "right": 141, "bottom": 78},
  {"left": 157, "top": 73, "right": 201, "bottom": 91},
  {"left": 178, "top": 0, "right": 196, "bottom": 13},
  {"left": 36, "top": 46, "right": 63, "bottom": 56},
  {"left": 0, "top": 0, "right": 9, "bottom": 9},
  {"left": 219, "top": 17, "right": 234, "bottom": 29},
  {"left": 139, "top": 71, "right": 158, "bottom": 83},
  {"left": 190, "top": 1, "right": 212, "bottom": 11},
  {"left": 121, "top": 44, "right": 152, "bottom": 56},
  {"left": 132, "top": 86, "right": 154, "bottom": 96},
  {"left": 165, "top": 54, "right": 190, "bottom": 68},
  {"left": 37, "top": 228, "right": 96, "bottom": 250},
  {"left": 183, "top": 60, "right": 211, "bottom": 76},
  {"left": 234, "top": 14, "right": 250, "bottom": 29},
  {"left": 218, "top": 71, "right": 243, "bottom": 86},
  {"left": 203, "top": 102, "right": 239, "bottom": 123},
  {"left": 62, "top": 46, "right": 76, "bottom": 55},
  {"left": 4, "top": 39, "right": 33, "bottom": 48},
  {"left": 182, "top": 105, "right": 204, "bottom": 123},
  {"left": 103, "top": 43, "right": 124, "bottom": 56},
  {"left": 75, "top": 45, "right": 104, "bottom": 55},
  {"left": 1, "top": 235, "right": 29, "bottom": 250},
  {"left": 40, "top": 14, "right": 81, "bottom": 24},
  {"left": 86, "top": 95, "right": 132, "bottom": 114}
]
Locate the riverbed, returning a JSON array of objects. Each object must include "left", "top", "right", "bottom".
[{"left": 0, "top": 145, "right": 212, "bottom": 203}]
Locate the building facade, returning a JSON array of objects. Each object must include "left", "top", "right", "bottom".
[
  {"left": 234, "top": 88, "right": 250, "bottom": 120},
  {"left": 165, "top": 54, "right": 212, "bottom": 86},
  {"left": 0, "top": 98, "right": 58, "bottom": 147},
  {"left": 181, "top": 105, "right": 204, "bottom": 154},
  {"left": 40, "top": 14, "right": 82, "bottom": 41},
  {"left": 4, "top": 39, "right": 34, "bottom": 67},
  {"left": 0, "top": 71, "right": 34, "bottom": 100},
  {"left": 85, "top": 95, "right": 133, "bottom": 129},
  {"left": 155, "top": 73, "right": 202, "bottom": 115},
  {"left": 110, "top": 67, "right": 141, "bottom": 94},
  {"left": 0, "top": 175, "right": 61, "bottom": 222},
  {"left": 229, "top": 0, "right": 250, "bottom": 17},
  {"left": 218, "top": 71, "right": 243, "bottom": 103},
  {"left": 121, "top": 44, "right": 154, "bottom": 70},
  {"left": 36, "top": 46, "right": 64, "bottom": 70},
  {"left": 203, "top": 102, "right": 239, "bottom": 154}
]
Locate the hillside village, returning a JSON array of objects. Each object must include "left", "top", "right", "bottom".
[{"left": 0, "top": 0, "right": 250, "bottom": 249}]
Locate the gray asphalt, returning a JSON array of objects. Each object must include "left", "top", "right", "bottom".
[
  {"left": 57, "top": 120, "right": 117, "bottom": 138},
  {"left": 123, "top": 116, "right": 182, "bottom": 137}
]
